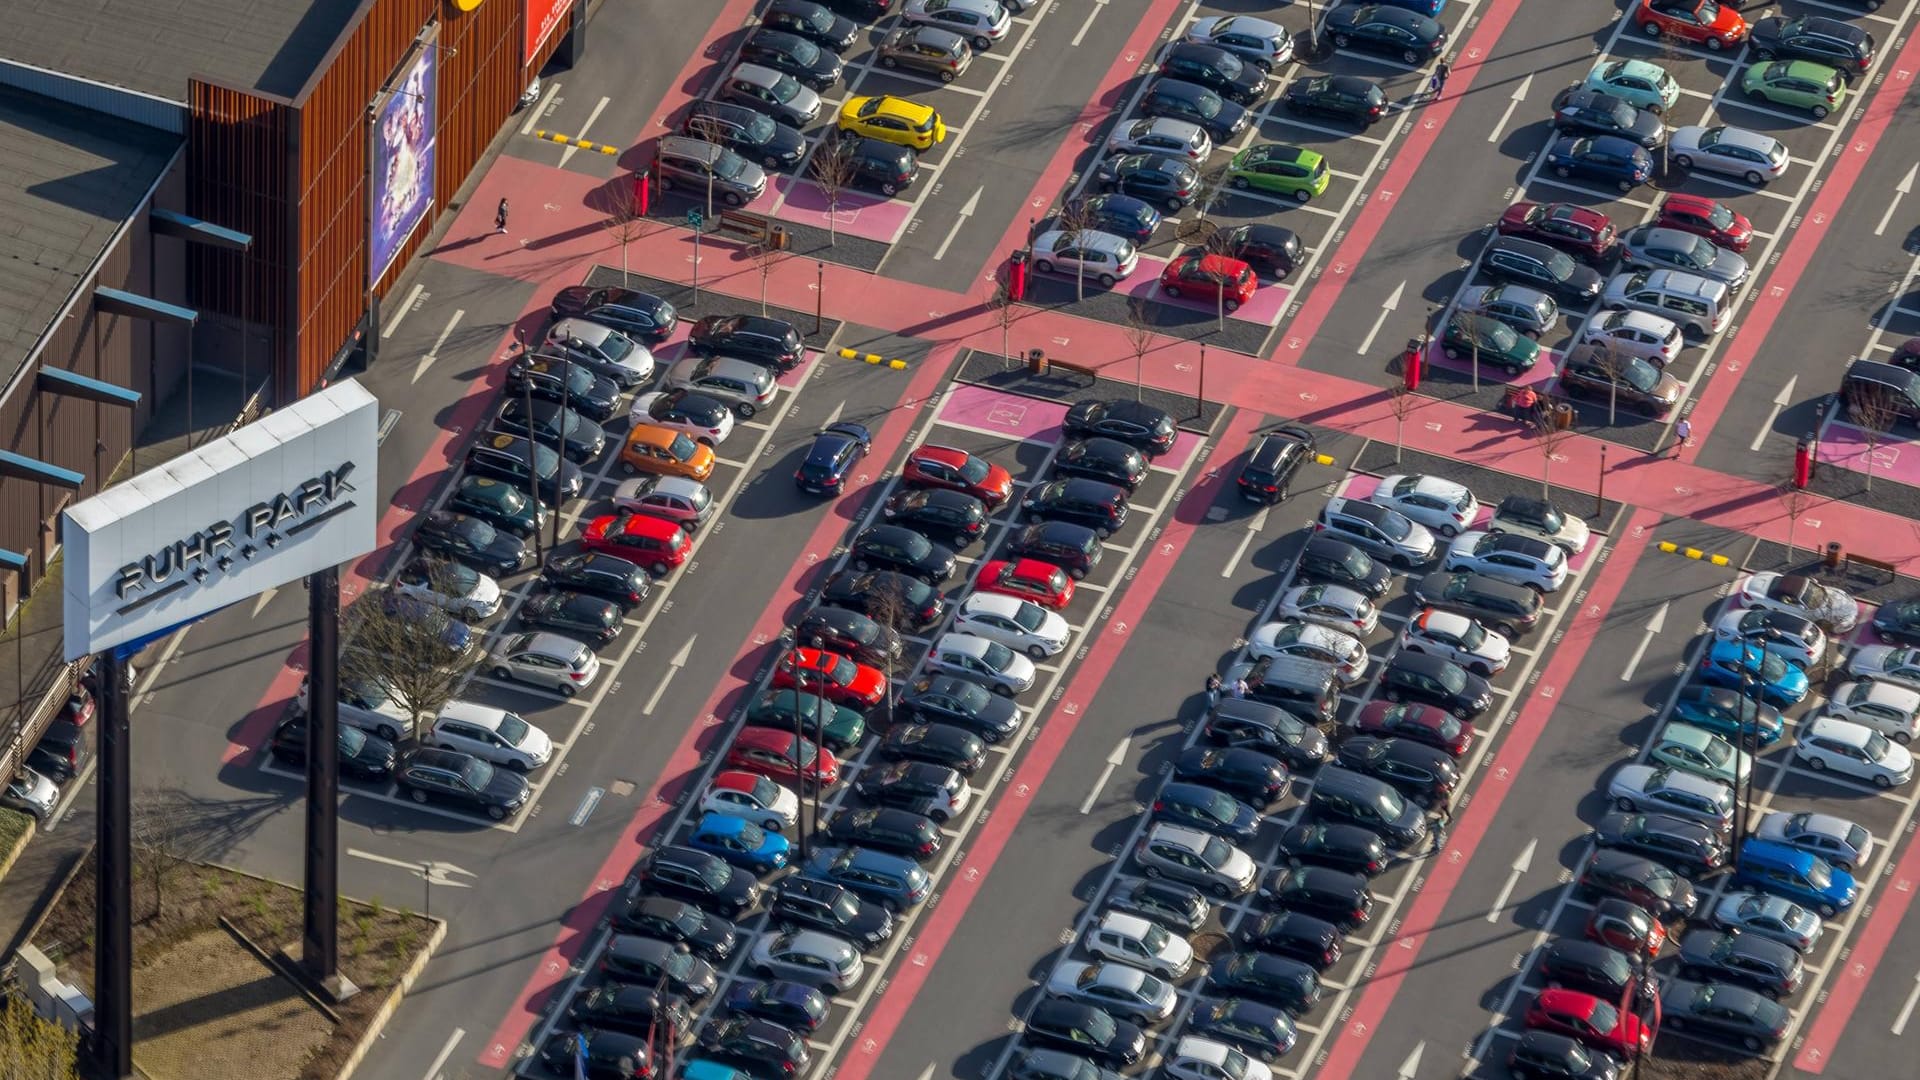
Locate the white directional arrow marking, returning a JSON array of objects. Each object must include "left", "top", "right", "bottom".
[
  {"left": 1080, "top": 737, "right": 1130, "bottom": 814},
  {"left": 1487, "top": 840, "right": 1536, "bottom": 922},
  {"left": 1748, "top": 375, "right": 1799, "bottom": 452},
  {"left": 251, "top": 587, "right": 279, "bottom": 619},
  {"left": 1356, "top": 282, "right": 1405, "bottom": 356},
  {"left": 644, "top": 635, "right": 697, "bottom": 715},
  {"left": 1893, "top": 969, "right": 1920, "bottom": 1035},
  {"left": 1488, "top": 74, "right": 1532, "bottom": 143},
  {"left": 346, "top": 848, "right": 476, "bottom": 887},
  {"left": 1398, "top": 1040, "right": 1425, "bottom": 1079},
  {"left": 820, "top": 400, "right": 845, "bottom": 430},
  {"left": 1876, "top": 164, "right": 1916, "bottom": 237},
  {"left": 933, "top": 187, "right": 983, "bottom": 261},
  {"left": 1072, "top": 0, "right": 1109, "bottom": 48},
  {"left": 1620, "top": 602, "right": 1668, "bottom": 683},
  {"left": 1222, "top": 507, "right": 1270, "bottom": 578},
  {"left": 413, "top": 309, "right": 464, "bottom": 385}
]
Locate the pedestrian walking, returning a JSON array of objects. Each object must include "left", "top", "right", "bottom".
[
  {"left": 1205, "top": 673, "right": 1223, "bottom": 710},
  {"left": 1428, "top": 59, "right": 1452, "bottom": 101},
  {"left": 495, "top": 197, "right": 510, "bottom": 235},
  {"left": 1672, "top": 417, "right": 1692, "bottom": 457},
  {"left": 1427, "top": 809, "right": 1450, "bottom": 855},
  {"left": 1229, "top": 677, "right": 1248, "bottom": 700}
]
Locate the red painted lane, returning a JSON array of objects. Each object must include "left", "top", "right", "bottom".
[
  {"left": 1313, "top": 507, "right": 1662, "bottom": 1080},
  {"left": 1272, "top": 0, "right": 1528, "bottom": 368},
  {"left": 1679, "top": 31, "right": 1920, "bottom": 462},
  {"left": 832, "top": 408, "right": 1262, "bottom": 1080},
  {"left": 475, "top": 343, "right": 960, "bottom": 1068}
]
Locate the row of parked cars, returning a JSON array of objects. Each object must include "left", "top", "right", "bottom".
[{"left": 2, "top": 675, "right": 108, "bottom": 823}]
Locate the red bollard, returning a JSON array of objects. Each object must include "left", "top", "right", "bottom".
[
  {"left": 1009, "top": 250, "right": 1029, "bottom": 301},
  {"left": 633, "top": 172, "right": 650, "bottom": 216},
  {"left": 1794, "top": 435, "right": 1813, "bottom": 489},
  {"left": 1402, "top": 340, "right": 1424, "bottom": 392}
]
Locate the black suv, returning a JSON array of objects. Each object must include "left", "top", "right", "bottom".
[
  {"left": 771, "top": 877, "right": 894, "bottom": 950},
  {"left": 1750, "top": 15, "right": 1873, "bottom": 80},
  {"left": 609, "top": 893, "right": 739, "bottom": 961},
  {"left": 270, "top": 714, "right": 396, "bottom": 781},
  {"left": 1379, "top": 651, "right": 1493, "bottom": 720},
  {"left": 1242, "top": 910, "right": 1342, "bottom": 971},
  {"left": 882, "top": 487, "right": 990, "bottom": 547},
  {"left": 1208, "top": 950, "right": 1322, "bottom": 1014},
  {"left": 1411, "top": 570, "right": 1544, "bottom": 637},
  {"left": 683, "top": 99, "right": 808, "bottom": 171},
  {"left": 1204, "top": 698, "right": 1330, "bottom": 769},
  {"left": 1576, "top": 849, "right": 1698, "bottom": 921},
  {"left": 791, "top": 606, "right": 902, "bottom": 666},
  {"left": 1053, "top": 437, "right": 1148, "bottom": 491},
  {"left": 1539, "top": 939, "right": 1647, "bottom": 1004},
  {"left": 1295, "top": 534, "right": 1393, "bottom": 598},
  {"left": 1482, "top": 236, "right": 1604, "bottom": 303},
  {"left": 1140, "top": 77, "right": 1249, "bottom": 142},
  {"left": 762, "top": 0, "right": 860, "bottom": 52},
  {"left": 505, "top": 354, "right": 621, "bottom": 421},
  {"left": 414, "top": 511, "right": 527, "bottom": 577},
  {"left": 1218, "top": 223, "right": 1303, "bottom": 278},
  {"left": 1277, "top": 822, "right": 1390, "bottom": 876},
  {"left": 1006, "top": 521, "right": 1103, "bottom": 578},
  {"left": 896, "top": 674, "right": 1020, "bottom": 742},
  {"left": 1591, "top": 811, "right": 1728, "bottom": 875},
  {"left": 1063, "top": 398, "right": 1178, "bottom": 454},
  {"left": 825, "top": 806, "right": 942, "bottom": 860},
  {"left": 1173, "top": 746, "right": 1290, "bottom": 807},
  {"left": 542, "top": 552, "right": 651, "bottom": 608},
  {"left": 1022, "top": 478, "right": 1129, "bottom": 537},
  {"left": 1336, "top": 735, "right": 1460, "bottom": 806},
  {"left": 549, "top": 286, "right": 678, "bottom": 344},
  {"left": 1260, "top": 865, "right": 1374, "bottom": 930},
  {"left": 850, "top": 524, "right": 956, "bottom": 584},
  {"left": 689, "top": 314, "right": 804, "bottom": 371},
  {"left": 843, "top": 136, "right": 918, "bottom": 198},
  {"left": 1677, "top": 929, "right": 1804, "bottom": 998},
  {"left": 739, "top": 28, "right": 845, "bottom": 91},
  {"left": 492, "top": 397, "right": 606, "bottom": 463},
  {"left": 1021, "top": 998, "right": 1145, "bottom": 1068},
  {"left": 639, "top": 845, "right": 762, "bottom": 918},
  {"left": 1238, "top": 425, "right": 1316, "bottom": 503},
  {"left": 1285, "top": 74, "right": 1387, "bottom": 126},
  {"left": 819, "top": 569, "right": 946, "bottom": 628},
  {"left": 1158, "top": 42, "right": 1265, "bottom": 105}
]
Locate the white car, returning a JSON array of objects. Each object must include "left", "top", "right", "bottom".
[
  {"left": 1711, "top": 608, "right": 1826, "bottom": 669},
  {"left": 1168, "top": 1037, "right": 1274, "bottom": 1080},
  {"left": 1274, "top": 583, "right": 1379, "bottom": 637},
  {"left": 425, "top": 701, "right": 552, "bottom": 772},
  {"left": 750, "top": 930, "right": 865, "bottom": 992},
  {"left": 1369, "top": 474, "right": 1478, "bottom": 537},
  {"left": 1822, "top": 681, "right": 1920, "bottom": 743},
  {"left": 1184, "top": 14, "right": 1293, "bottom": 72},
  {"left": 1797, "top": 715, "right": 1914, "bottom": 788},
  {"left": 393, "top": 558, "right": 501, "bottom": 620},
  {"left": 1607, "top": 764, "right": 1734, "bottom": 830},
  {"left": 1669, "top": 125, "right": 1790, "bottom": 184},
  {"left": 700, "top": 770, "right": 800, "bottom": 831},
  {"left": 1736, "top": 572, "right": 1858, "bottom": 632},
  {"left": 663, "top": 353, "right": 778, "bottom": 418},
  {"left": 1847, "top": 645, "right": 1920, "bottom": 691},
  {"left": 952, "top": 593, "right": 1070, "bottom": 659},
  {"left": 1247, "top": 620, "right": 1368, "bottom": 685},
  {"left": 1044, "top": 960, "right": 1177, "bottom": 1023},
  {"left": 1578, "top": 309, "right": 1684, "bottom": 367},
  {"left": 1, "top": 765, "right": 58, "bottom": 821},
  {"left": 1105, "top": 116, "right": 1212, "bottom": 162},
  {"left": 1084, "top": 911, "right": 1195, "bottom": 978},
  {"left": 487, "top": 632, "right": 602, "bottom": 697},
  {"left": 902, "top": 0, "right": 1010, "bottom": 49},
  {"left": 925, "top": 633, "right": 1036, "bottom": 696},
  {"left": 632, "top": 389, "right": 737, "bottom": 446},
  {"left": 1755, "top": 810, "right": 1875, "bottom": 873},
  {"left": 1400, "top": 608, "right": 1511, "bottom": 677},
  {"left": 1441, "top": 531, "right": 1567, "bottom": 593},
  {"left": 1489, "top": 495, "right": 1591, "bottom": 555},
  {"left": 1712, "top": 890, "right": 1824, "bottom": 953}
]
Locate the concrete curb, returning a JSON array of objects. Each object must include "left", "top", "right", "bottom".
[
  {"left": 335, "top": 915, "right": 447, "bottom": 1080},
  {"left": 0, "top": 811, "right": 36, "bottom": 886}
]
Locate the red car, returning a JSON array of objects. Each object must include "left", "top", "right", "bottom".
[
  {"left": 976, "top": 558, "right": 1074, "bottom": 610},
  {"left": 1525, "top": 989, "right": 1652, "bottom": 1059},
  {"left": 1586, "top": 897, "right": 1667, "bottom": 962},
  {"left": 902, "top": 445, "right": 1014, "bottom": 507},
  {"left": 771, "top": 647, "right": 887, "bottom": 709},
  {"left": 582, "top": 513, "right": 691, "bottom": 576},
  {"left": 727, "top": 727, "right": 840, "bottom": 787},
  {"left": 1653, "top": 192, "right": 1753, "bottom": 253},
  {"left": 1496, "top": 202, "right": 1616, "bottom": 262},
  {"left": 1159, "top": 253, "right": 1257, "bottom": 312},
  {"left": 1634, "top": 0, "right": 1747, "bottom": 50},
  {"left": 1353, "top": 700, "right": 1472, "bottom": 758}
]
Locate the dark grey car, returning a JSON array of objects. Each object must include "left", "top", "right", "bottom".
[{"left": 875, "top": 25, "right": 972, "bottom": 82}]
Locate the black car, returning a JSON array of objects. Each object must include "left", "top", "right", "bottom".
[
  {"left": 638, "top": 845, "right": 762, "bottom": 918},
  {"left": 1140, "top": 77, "right": 1249, "bottom": 142},
  {"left": 825, "top": 806, "right": 942, "bottom": 860},
  {"left": 414, "top": 511, "right": 527, "bottom": 578},
  {"left": 1152, "top": 782, "right": 1263, "bottom": 844},
  {"left": 1064, "top": 399, "right": 1177, "bottom": 455},
  {"left": 1550, "top": 86, "right": 1666, "bottom": 149},
  {"left": 549, "top": 286, "right": 678, "bottom": 344},
  {"left": 739, "top": 28, "right": 844, "bottom": 91},
  {"left": 820, "top": 0, "right": 894, "bottom": 17},
  {"left": 684, "top": 99, "right": 809, "bottom": 171},
  {"left": 1677, "top": 929, "right": 1804, "bottom": 999},
  {"left": 1022, "top": 478, "right": 1128, "bottom": 537},
  {"left": 1006, "top": 521, "right": 1103, "bottom": 579},
  {"left": 1659, "top": 979, "right": 1790, "bottom": 1052},
  {"left": 1326, "top": 4, "right": 1447, "bottom": 64},
  {"left": 1159, "top": 42, "right": 1266, "bottom": 105},
  {"left": 1750, "top": 15, "right": 1873, "bottom": 79},
  {"left": 1105, "top": 878, "right": 1210, "bottom": 933},
  {"left": 1507, "top": 1030, "right": 1621, "bottom": 1080},
  {"left": 1482, "top": 236, "right": 1605, "bottom": 303},
  {"left": 1173, "top": 746, "right": 1289, "bottom": 807},
  {"left": 1380, "top": 651, "right": 1493, "bottom": 719},
  {"left": 1577, "top": 849, "right": 1697, "bottom": 921},
  {"left": 1591, "top": 811, "right": 1728, "bottom": 875},
  {"left": 446, "top": 475, "right": 545, "bottom": 538},
  {"left": 1011, "top": 1049, "right": 1122, "bottom": 1080},
  {"left": 464, "top": 432, "right": 582, "bottom": 506},
  {"left": 1053, "top": 437, "right": 1148, "bottom": 491},
  {"left": 819, "top": 569, "right": 946, "bottom": 628},
  {"left": 1243, "top": 909, "right": 1343, "bottom": 971},
  {"left": 270, "top": 715, "right": 396, "bottom": 781},
  {"left": 505, "top": 354, "right": 621, "bottom": 422},
  {"left": 723, "top": 979, "right": 831, "bottom": 1032},
  {"left": 1093, "top": 152, "right": 1199, "bottom": 212},
  {"left": 850, "top": 524, "right": 956, "bottom": 584},
  {"left": 543, "top": 553, "right": 651, "bottom": 609},
  {"left": 519, "top": 591, "right": 622, "bottom": 648},
  {"left": 881, "top": 487, "right": 990, "bottom": 546},
  {"left": 493, "top": 397, "right": 606, "bottom": 464},
  {"left": 791, "top": 606, "right": 902, "bottom": 667},
  {"left": 1237, "top": 425, "right": 1316, "bottom": 503},
  {"left": 1208, "top": 951, "right": 1322, "bottom": 1014},
  {"left": 770, "top": 877, "right": 894, "bottom": 950},
  {"left": 610, "top": 893, "right": 739, "bottom": 962},
  {"left": 763, "top": 0, "right": 860, "bottom": 51},
  {"left": 689, "top": 313, "right": 804, "bottom": 371},
  {"left": 854, "top": 760, "right": 968, "bottom": 823},
  {"left": 698, "top": 1016, "right": 811, "bottom": 1076},
  {"left": 1412, "top": 570, "right": 1544, "bottom": 637},
  {"left": 896, "top": 675, "right": 1020, "bottom": 742},
  {"left": 1285, "top": 74, "right": 1387, "bottom": 126},
  {"left": 1217, "top": 223, "right": 1302, "bottom": 278},
  {"left": 1295, "top": 535, "right": 1393, "bottom": 598},
  {"left": 1204, "top": 699, "right": 1329, "bottom": 769},
  {"left": 1186, "top": 997, "right": 1298, "bottom": 1063},
  {"left": 878, "top": 722, "right": 987, "bottom": 774},
  {"left": 1022, "top": 998, "right": 1146, "bottom": 1068},
  {"left": 602, "top": 934, "right": 719, "bottom": 1000},
  {"left": 1060, "top": 193, "right": 1161, "bottom": 244},
  {"left": 795, "top": 421, "right": 871, "bottom": 495},
  {"left": 567, "top": 984, "right": 693, "bottom": 1039},
  {"left": 1261, "top": 865, "right": 1374, "bottom": 930},
  {"left": 842, "top": 135, "right": 919, "bottom": 197},
  {"left": 1539, "top": 939, "right": 1646, "bottom": 1004},
  {"left": 538, "top": 1029, "right": 649, "bottom": 1080},
  {"left": 27, "top": 720, "right": 85, "bottom": 782},
  {"left": 1277, "top": 822, "right": 1390, "bottom": 877},
  {"left": 1336, "top": 735, "right": 1461, "bottom": 805},
  {"left": 1873, "top": 596, "right": 1920, "bottom": 644},
  {"left": 394, "top": 748, "right": 530, "bottom": 821}
]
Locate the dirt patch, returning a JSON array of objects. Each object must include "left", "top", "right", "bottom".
[
  {"left": 131, "top": 929, "right": 332, "bottom": 1080},
  {"left": 1639, "top": 1048, "right": 1772, "bottom": 1080},
  {"left": 33, "top": 857, "right": 434, "bottom": 1080}
]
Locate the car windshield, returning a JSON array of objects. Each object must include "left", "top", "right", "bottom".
[
  {"left": 1200, "top": 835, "right": 1234, "bottom": 866},
  {"left": 737, "top": 821, "right": 768, "bottom": 849},
  {"left": 1377, "top": 511, "right": 1411, "bottom": 540},
  {"left": 1756, "top": 651, "right": 1789, "bottom": 682},
  {"left": 1372, "top": 788, "right": 1407, "bottom": 819},
  {"left": 563, "top": 363, "right": 596, "bottom": 395},
  {"left": 751, "top": 774, "right": 781, "bottom": 804},
  {"left": 663, "top": 950, "right": 695, "bottom": 979},
  {"left": 337, "top": 726, "right": 366, "bottom": 755},
  {"left": 713, "top": 149, "right": 749, "bottom": 181},
  {"left": 1544, "top": 250, "right": 1578, "bottom": 279},
  {"left": 1847, "top": 824, "right": 1871, "bottom": 851},
  {"left": 1190, "top": 91, "right": 1222, "bottom": 119},
  {"left": 1457, "top": 620, "right": 1486, "bottom": 649},
  {"left": 531, "top": 441, "right": 561, "bottom": 475},
  {"left": 1604, "top": 101, "right": 1635, "bottom": 126},
  {"left": 1697, "top": 127, "right": 1724, "bottom": 149},
  {"left": 1698, "top": 737, "right": 1731, "bottom": 766},
  {"left": 1681, "top": 234, "right": 1716, "bottom": 265},
  {"left": 1434, "top": 713, "right": 1463, "bottom": 740},
  {"left": 1435, "top": 664, "right": 1466, "bottom": 694},
  {"left": 1192, "top": 786, "right": 1236, "bottom": 821},
  {"left": 743, "top": 111, "right": 778, "bottom": 143},
  {"left": 1619, "top": 356, "right": 1661, "bottom": 392},
  {"left": 461, "top": 758, "right": 496, "bottom": 790},
  {"left": 828, "top": 655, "right": 858, "bottom": 684},
  {"left": 787, "top": 37, "right": 821, "bottom": 64},
  {"left": 496, "top": 711, "right": 531, "bottom": 746},
  {"left": 980, "top": 641, "right": 1016, "bottom": 669},
  {"left": 951, "top": 455, "right": 992, "bottom": 484},
  {"left": 463, "top": 518, "right": 499, "bottom": 546},
  {"left": 1011, "top": 602, "right": 1047, "bottom": 632},
  {"left": 1804, "top": 860, "right": 1832, "bottom": 889},
  {"left": 769, "top": 73, "right": 802, "bottom": 102},
  {"left": 1703, "top": 202, "right": 1735, "bottom": 229},
  {"left": 1865, "top": 731, "right": 1894, "bottom": 761},
  {"left": 1587, "top": 1000, "right": 1621, "bottom": 1032},
  {"left": 793, "top": 738, "right": 819, "bottom": 766},
  {"left": 1699, "top": 1, "right": 1721, "bottom": 21},
  {"left": 668, "top": 433, "right": 700, "bottom": 461}
]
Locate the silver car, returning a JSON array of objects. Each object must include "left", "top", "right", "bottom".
[
  {"left": 611, "top": 475, "right": 714, "bottom": 529},
  {"left": 1711, "top": 890, "right": 1824, "bottom": 953},
  {"left": 952, "top": 592, "right": 1070, "bottom": 659},
  {"left": 1669, "top": 124, "right": 1790, "bottom": 184},
  {"left": 1184, "top": 14, "right": 1293, "bottom": 72},
  {"left": 1134, "top": 823, "right": 1257, "bottom": 899},
  {"left": 1030, "top": 229, "right": 1140, "bottom": 288},
  {"left": 2, "top": 765, "right": 58, "bottom": 821},
  {"left": 720, "top": 63, "right": 822, "bottom": 128},
  {"left": 1847, "top": 645, "right": 1920, "bottom": 691},
  {"left": 1275, "top": 583, "right": 1380, "bottom": 637},
  {"left": 1043, "top": 960, "right": 1177, "bottom": 1023},
  {"left": 1607, "top": 764, "right": 1733, "bottom": 831},
  {"left": 926, "top": 633, "right": 1036, "bottom": 696},
  {"left": 1104, "top": 117, "right": 1212, "bottom": 163},
  {"left": 664, "top": 353, "right": 778, "bottom": 418},
  {"left": 488, "top": 632, "right": 602, "bottom": 697},
  {"left": 749, "top": 930, "right": 865, "bottom": 992},
  {"left": 1577, "top": 309, "right": 1684, "bottom": 367},
  {"left": 1754, "top": 810, "right": 1874, "bottom": 873},
  {"left": 1456, "top": 284, "right": 1560, "bottom": 337},
  {"left": 903, "top": 0, "right": 1010, "bottom": 50},
  {"left": 1617, "top": 226, "right": 1749, "bottom": 287},
  {"left": 654, "top": 134, "right": 768, "bottom": 208}
]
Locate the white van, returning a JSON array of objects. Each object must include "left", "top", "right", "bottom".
[
  {"left": 425, "top": 700, "right": 554, "bottom": 771},
  {"left": 1600, "top": 269, "right": 1731, "bottom": 340}
]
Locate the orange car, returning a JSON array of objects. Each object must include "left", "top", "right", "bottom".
[{"left": 620, "top": 423, "right": 715, "bottom": 481}]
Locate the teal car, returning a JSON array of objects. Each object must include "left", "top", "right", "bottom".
[
  {"left": 1441, "top": 314, "right": 1541, "bottom": 374},
  {"left": 746, "top": 688, "right": 866, "bottom": 752},
  {"left": 1227, "top": 144, "right": 1330, "bottom": 202},
  {"left": 1671, "top": 686, "right": 1785, "bottom": 747},
  {"left": 1741, "top": 60, "right": 1846, "bottom": 119},
  {"left": 1651, "top": 722, "right": 1752, "bottom": 786},
  {"left": 1585, "top": 59, "right": 1680, "bottom": 115}
]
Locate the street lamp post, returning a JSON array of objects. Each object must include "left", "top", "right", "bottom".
[
  {"left": 815, "top": 261, "right": 825, "bottom": 335},
  {"left": 785, "top": 652, "right": 810, "bottom": 864},
  {"left": 520, "top": 369, "right": 545, "bottom": 565},
  {"left": 553, "top": 355, "right": 571, "bottom": 559}
]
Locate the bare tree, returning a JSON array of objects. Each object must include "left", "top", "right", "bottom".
[
  {"left": 1192, "top": 166, "right": 1233, "bottom": 225},
  {"left": 132, "top": 784, "right": 194, "bottom": 921},
  {"left": 0, "top": 994, "right": 81, "bottom": 1080},
  {"left": 1585, "top": 339, "right": 1636, "bottom": 426},
  {"left": 1844, "top": 382, "right": 1901, "bottom": 493},
  {"left": 1448, "top": 310, "right": 1482, "bottom": 393},
  {"left": 1534, "top": 394, "right": 1575, "bottom": 498},
  {"left": 748, "top": 242, "right": 789, "bottom": 316},
  {"left": 1122, "top": 297, "right": 1157, "bottom": 402},
  {"left": 1387, "top": 384, "right": 1419, "bottom": 465},
  {"left": 1048, "top": 198, "right": 1098, "bottom": 303},
  {"left": 1778, "top": 480, "right": 1814, "bottom": 561},
  {"left": 987, "top": 280, "right": 1031, "bottom": 368},
  {"left": 810, "top": 137, "right": 859, "bottom": 247},
  {"left": 863, "top": 583, "right": 915, "bottom": 738},
  {"left": 602, "top": 179, "right": 650, "bottom": 287},
  {"left": 341, "top": 577, "right": 485, "bottom": 725}
]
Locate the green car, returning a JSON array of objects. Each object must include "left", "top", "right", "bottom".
[
  {"left": 1441, "top": 314, "right": 1540, "bottom": 374},
  {"left": 1226, "top": 144, "right": 1329, "bottom": 203},
  {"left": 1741, "top": 60, "right": 1846, "bottom": 119},
  {"left": 446, "top": 475, "right": 547, "bottom": 538},
  {"left": 1651, "top": 722, "right": 1751, "bottom": 786},
  {"left": 746, "top": 689, "right": 866, "bottom": 752}
]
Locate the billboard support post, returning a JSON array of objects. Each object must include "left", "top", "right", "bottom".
[
  {"left": 92, "top": 651, "right": 133, "bottom": 1080},
  {"left": 302, "top": 564, "right": 354, "bottom": 1000}
]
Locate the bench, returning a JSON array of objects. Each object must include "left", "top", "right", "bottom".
[
  {"left": 1025, "top": 349, "right": 1099, "bottom": 380},
  {"left": 1846, "top": 553, "right": 1899, "bottom": 582},
  {"left": 716, "top": 210, "right": 786, "bottom": 248}
]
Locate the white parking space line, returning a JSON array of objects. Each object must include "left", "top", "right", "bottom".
[
  {"left": 1269, "top": 116, "right": 1388, "bottom": 146},
  {"left": 1718, "top": 98, "right": 1840, "bottom": 130}
]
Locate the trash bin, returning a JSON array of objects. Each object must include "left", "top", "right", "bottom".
[
  {"left": 1826, "top": 541, "right": 1844, "bottom": 569},
  {"left": 770, "top": 224, "right": 790, "bottom": 251},
  {"left": 1027, "top": 348, "right": 1048, "bottom": 375}
]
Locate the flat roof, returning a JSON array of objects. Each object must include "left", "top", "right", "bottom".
[
  {"left": 0, "top": 0, "right": 367, "bottom": 102},
  {"left": 0, "top": 85, "right": 180, "bottom": 390}
]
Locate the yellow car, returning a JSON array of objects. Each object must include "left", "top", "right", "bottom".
[{"left": 836, "top": 95, "right": 946, "bottom": 150}]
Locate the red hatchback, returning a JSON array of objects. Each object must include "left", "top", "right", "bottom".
[
  {"left": 1496, "top": 202, "right": 1616, "bottom": 262},
  {"left": 771, "top": 647, "right": 887, "bottom": 709},
  {"left": 1353, "top": 700, "right": 1472, "bottom": 757},
  {"left": 582, "top": 513, "right": 691, "bottom": 577},
  {"left": 1160, "top": 253, "right": 1257, "bottom": 312},
  {"left": 1525, "top": 988, "right": 1652, "bottom": 1059},
  {"left": 727, "top": 727, "right": 840, "bottom": 787},
  {"left": 902, "top": 445, "right": 1014, "bottom": 508},
  {"left": 976, "top": 558, "right": 1074, "bottom": 610},
  {"left": 1654, "top": 192, "right": 1753, "bottom": 252},
  {"left": 1634, "top": 0, "right": 1747, "bottom": 50}
]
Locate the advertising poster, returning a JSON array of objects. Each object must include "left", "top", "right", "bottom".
[
  {"left": 369, "top": 48, "right": 436, "bottom": 289},
  {"left": 527, "top": 0, "right": 571, "bottom": 63}
]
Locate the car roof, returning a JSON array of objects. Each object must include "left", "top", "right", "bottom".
[
  {"left": 1148, "top": 822, "right": 1214, "bottom": 851},
  {"left": 732, "top": 63, "right": 788, "bottom": 88},
  {"left": 1707, "top": 125, "right": 1779, "bottom": 153},
  {"left": 700, "top": 813, "right": 752, "bottom": 838},
  {"left": 1807, "top": 715, "right": 1879, "bottom": 745},
  {"left": 1415, "top": 609, "right": 1477, "bottom": 638}
]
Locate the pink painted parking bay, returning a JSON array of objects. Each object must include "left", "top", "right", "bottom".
[{"left": 936, "top": 383, "right": 1205, "bottom": 471}]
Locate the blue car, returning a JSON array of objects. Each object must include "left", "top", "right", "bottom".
[
  {"left": 1731, "top": 840, "right": 1857, "bottom": 917},
  {"left": 1696, "top": 640, "right": 1808, "bottom": 707},
  {"left": 794, "top": 421, "right": 871, "bottom": 496},
  {"left": 689, "top": 813, "right": 791, "bottom": 874},
  {"left": 1060, "top": 193, "right": 1162, "bottom": 245},
  {"left": 722, "top": 979, "right": 831, "bottom": 1033},
  {"left": 799, "top": 845, "right": 932, "bottom": 912},
  {"left": 1544, "top": 135, "right": 1653, "bottom": 193},
  {"left": 680, "top": 1062, "right": 751, "bottom": 1080},
  {"left": 1670, "top": 686, "right": 1785, "bottom": 747}
]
